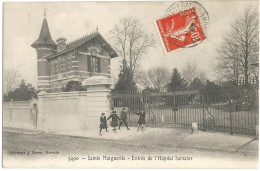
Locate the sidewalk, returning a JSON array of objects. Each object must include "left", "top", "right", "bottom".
[{"left": 3, "top": 126, "right": 258, "bottom": 154}]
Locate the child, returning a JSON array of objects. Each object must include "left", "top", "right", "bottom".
[
  {"left": 107, "top": 110, "right": 121, "bottom": 133},
  {"left": 136, "top": 109, "right": 146, "bottom": 132},
  {"left": 119, "top": 108, "right": 130, "bottom": 130},
  {"left": 99, "top": 113, "right": 108, "bottom": 136}
]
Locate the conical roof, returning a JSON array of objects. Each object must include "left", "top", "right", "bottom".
[{"left": 31, "top": 18, "right": 57, "bottom": 50}]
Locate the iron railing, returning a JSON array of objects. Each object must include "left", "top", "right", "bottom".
[{"left": 111, "top": 85, "right": 259, "bottom": 135}]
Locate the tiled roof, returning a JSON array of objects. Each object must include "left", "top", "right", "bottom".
[
  {"left": 31, "top": 18, "right": 57, "bottom": 50},
  {"left": 46, "top": 31, "right": 118, "bottom": 59}
]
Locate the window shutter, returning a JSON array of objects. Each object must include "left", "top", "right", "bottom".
[
  {"left": 97, "top": 57, "right": 101, "bottom": 73},
  {"left": 87, "top": 55, "right": 91, "bottom": 72}
]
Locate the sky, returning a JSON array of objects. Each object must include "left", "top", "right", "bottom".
[{"left": 3, "top": 0, "right": 259, "bottom": 88}]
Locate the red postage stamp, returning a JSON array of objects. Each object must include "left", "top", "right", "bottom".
[{"left": 155, "top": 7, "right": 206, "bottom": 54}]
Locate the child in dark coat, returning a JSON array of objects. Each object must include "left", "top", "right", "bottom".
[
  {"left": 107, "top": 110, "right": 121, "bottom": 133},
  {"left": 136, "top": 109, "right": 146, "bottom": 132},
  {"left": 119, "top": 108, "right": 130, "bottom": 130},
  {"left": 99, "top": 113, "right": 108, "bottom": 136}
]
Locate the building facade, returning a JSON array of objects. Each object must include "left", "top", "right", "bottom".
[{"left": 31, "top": 15, "right": 118, "bottom": 92}]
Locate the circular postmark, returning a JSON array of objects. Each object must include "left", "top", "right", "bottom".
[
  {"left": 166, "top": 1, "right": 210, "bottom": 37},
  {"left": 154, "top": 1, "right": 210, "bottom": 54}
]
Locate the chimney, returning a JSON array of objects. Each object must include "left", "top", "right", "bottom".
[{"left": 56, "top": 37, "right": 67, "bottom": 52}]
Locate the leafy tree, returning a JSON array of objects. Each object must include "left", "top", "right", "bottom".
[
  {"left": 168, "top": 68, "right": 187, "bottom": 91},
  {"left": 189, "top": 77, "right": 204, "bottom": 89},
  {"left": 112, "top": 65, "right": 139, "bottom": 110},
  {"left": 114, "top": 65, "right": 137, "bottom": 91},
  {"left": 3, "top": 79, "right": 38, "bottom": 102},
  {"left": 62, "top": 81, "right": 86, "bottom": 92}
]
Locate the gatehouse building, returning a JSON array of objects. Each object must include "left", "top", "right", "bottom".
[{"left": 31, "top": 13, "right": 118, "bottom": 92}]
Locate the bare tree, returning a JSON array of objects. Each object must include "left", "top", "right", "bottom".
[
  {"left": 109, "top": 17, "right": 155, "bottom": 78},
  {"left": 4, "top": 68, "right": 21, "bottom": 93},
  {"left": 215, "top": 7, "right": 259, "bottom": 85},
  {"left": 137, "top": 66, "right": 171, "bottom": 92},
  {"left": 181, "top": 61, "right": 207, "bottom": 86}
]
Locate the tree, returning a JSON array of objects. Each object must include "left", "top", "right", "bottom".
[
  {"left": 3, "top": 68, "right": 21, "bottom": 93},
  {"left": 168, "top": 68, "right": 187, "bottom": 91},
  {"left": 113, "top": 65, "right": 139, "bottom": 110},
  {"left": 109, "top": 17, "right": 155, "bottom": 78},
  {"left": 3, "top": 79, "right": 38, "bottom": 102},
  {"left": 203, "top": 80, "right": 222, "bottom": 104},
  {"left": 137, "top": 66, "right": 171, "bottom": 92},
  {"left": 114, "top": 65, "right": 137, "bottom": 91},
  {"left": 62, "top": 81, "right": 86, "bottom": 92},
  {"left": 204, "top": 80, "right": 220, "bottom": 90},
  {"left": 215, "top": 7, "right": 259, "bottom": 86},
  {"left": 181, "top": 61, "right": 206, "bottom": 86},
  {"left": 189, "top": 77, "right": 204, "bottom": 89}
]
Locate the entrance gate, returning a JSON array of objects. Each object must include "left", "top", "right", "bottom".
[{"left": 111, "top": 86, "right": 259, "bottom": 135}]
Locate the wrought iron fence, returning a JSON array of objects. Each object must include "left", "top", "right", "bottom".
[{"left": 111, "top": 85, "right": 259, "bottom": 135}]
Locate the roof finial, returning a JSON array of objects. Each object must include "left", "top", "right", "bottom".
[
  {"left": 44, "top": 8, "right": 46, "bottom": 18},
  {"left": 96, "top": 27, "right": 99, "bottom": 32}
]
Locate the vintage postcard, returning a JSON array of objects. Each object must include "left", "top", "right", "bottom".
[{"left": 2, "top": 0, "right": 259, "bottom": 168}]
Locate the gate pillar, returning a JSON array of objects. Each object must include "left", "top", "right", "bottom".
[
  {"left": 82, "top": 76, "right": 112, "bottom": 131},
  {"left": 37, "top": 91, "right": 47, "bottom": 132}
]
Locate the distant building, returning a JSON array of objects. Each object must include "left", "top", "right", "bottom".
[{"left": 31, "top": 13, "right": 118, "bottom": 92}]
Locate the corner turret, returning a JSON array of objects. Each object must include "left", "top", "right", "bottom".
[{"left": 31, "top": 10, "right": 56, "bottom": 92}]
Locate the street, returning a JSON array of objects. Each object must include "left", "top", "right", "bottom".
[{"left": 2, "top": 129, "right": 258, "bottom": 168}]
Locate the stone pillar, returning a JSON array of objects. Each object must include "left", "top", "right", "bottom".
[
  {"left": 37, "top": 91, "right": 47, "bottom": 132},
  {"left": 82, "top": 76, "right": 112, "bottom": 131},
  {"left": 192, "top": 122, "right": 198, "bottom": 134}
]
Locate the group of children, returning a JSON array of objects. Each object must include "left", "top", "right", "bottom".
[{"left": 99, "top": 108, "right": 146, "bottom": 136}]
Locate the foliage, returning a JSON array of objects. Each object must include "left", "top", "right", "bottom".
[
  {"left": 62, "top": 81, "right": 86, "bottom": 92},
  {"left": 3, "top": 79, "right": 38, "bottom": 102},
  {"left": 204, "top": 80, "right": 220, "bottom": 90},
  {"left": 189, "top": 77, "right": 204, "bottom": 89},
  {"left": 112, "top": 64, "right": 140, "bottom": 110},
  {"left": 168, "top": 68, "right": 187, "bottom": 91},
  {"left": 114, "top": 64, "right": 137, "bottom": 91}
]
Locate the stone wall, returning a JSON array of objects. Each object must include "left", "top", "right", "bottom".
[
  {"left": 3, "top": 100, "right": 36, "bottom": 129},
  {"left": 38, "top": 91, "right": 85, "bottom": 133},
  {"left": 37, "top": 88, "right": 111, "bottom": 133},
  {"left": 3, "top": 76, "right": 112, "bottom": 134}
]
